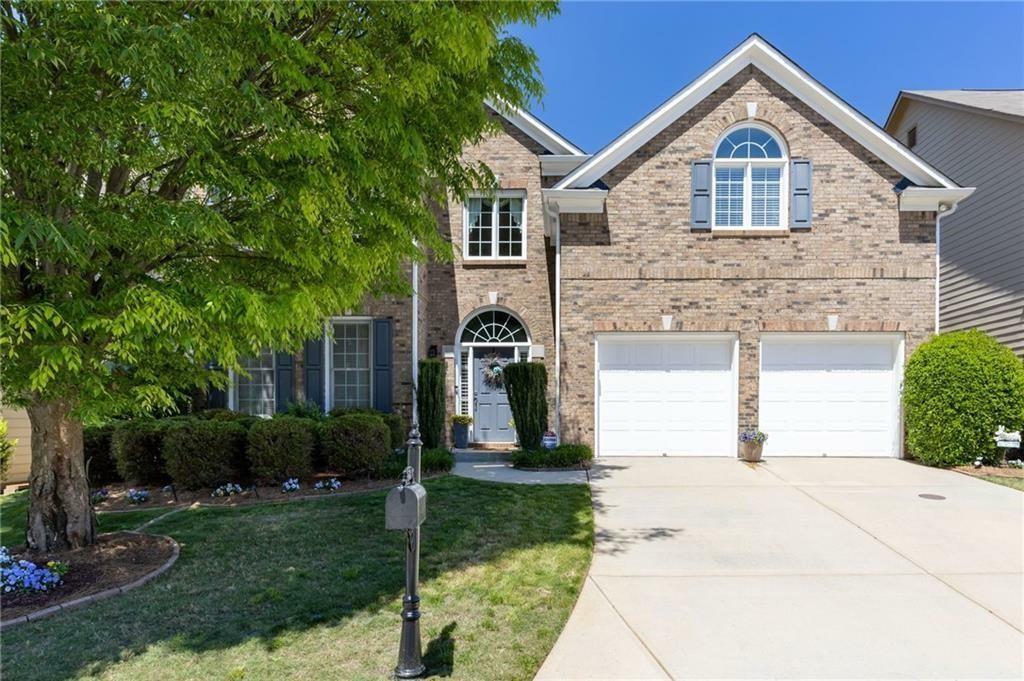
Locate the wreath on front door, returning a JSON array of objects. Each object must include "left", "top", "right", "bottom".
[{"left": 481, "top": 353, "right": 509, "bottom": 389}]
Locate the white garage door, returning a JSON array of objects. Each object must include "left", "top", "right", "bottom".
[
  {"left": 597, "top": 335, "right": 737, "bottom": 456},
  {"left": 759, "top": 334, "right": 902, "bottom": 457}
]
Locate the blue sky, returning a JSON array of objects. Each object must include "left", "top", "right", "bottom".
[{"left": 510, "top": 2, "right": 1024, "bottom": 153}]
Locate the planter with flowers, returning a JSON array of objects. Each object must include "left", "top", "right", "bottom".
[
  {"left": 451, "top": 415, "right": 473, "bottom": 449},
  {"left": 739, "top": 430, "right": 768, "bottom": 462}
]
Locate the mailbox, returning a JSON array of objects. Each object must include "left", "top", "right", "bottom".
[{"left": 385, "top": 483, "right": 427, "bottom": 530}]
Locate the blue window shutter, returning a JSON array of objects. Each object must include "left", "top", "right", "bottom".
[
  {"left": 275, "top": 352, "right": 294, "bottom": 412},
  {"left": 372, "top": 318, "right": 393, "bottom": 413},
  {"left": 790, "top": 159, "right": 813, "bottom": 229},
  {"left": 304, "top": 336, "right": 325, "bottom": 410},
  {"left": 691, "top": 160, "right": 712, "bottom": 230}
]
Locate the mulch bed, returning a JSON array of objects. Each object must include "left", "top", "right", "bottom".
[
  {"left": 955, "top": 464, "right": 1024, "bottom": 480},
  {"left": 1, "top": 532, "right": 176, "bottom": 622},
  {"left": 92, "top": 474, "right": 440, "bottom": 512}
]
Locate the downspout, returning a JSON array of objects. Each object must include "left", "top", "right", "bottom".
[
  {"left": 547, "top": 203, "right": 562, "bottom": 443},
  {"left": 934, "top": 202, "right": 960, "bottom": 335}
]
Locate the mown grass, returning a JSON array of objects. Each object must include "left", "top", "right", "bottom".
[
  {"left": 979, "top": 475, "right": 1024, "bottom": 492},
  {"left": 1, "top": 491, "right": 170, "bottom": 547},
  {"left": 1, "top": 476, "right": 593, "bottom": 680}
]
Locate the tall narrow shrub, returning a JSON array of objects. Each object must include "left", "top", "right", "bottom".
[
  {"left": 504, "top": 362, "right": 548, "bottom": 450},
  {"left": 417, "top": 359, "right": 445, "bottom": 449}
]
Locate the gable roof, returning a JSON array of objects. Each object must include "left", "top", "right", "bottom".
[
  {"left": 885, "top": 90, "right": 1024, "bottom": 128},
  {"left": 486, "top": 100, "right": 586, "bottom": 156},
  {"left": 555, "top": 34, "right": 958, "bottom": 191}
]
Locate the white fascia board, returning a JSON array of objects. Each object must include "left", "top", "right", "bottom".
[
  {"left": 540, "top": 154, "right": 592, "bottom": 177},
  {"left": 556, "top": 35, "right": 959, "bottom": 191},
  {"left": 542, "top": 188, "right": 608, "bottom": 214},
  {"left": 898, "top": 186, "right": 975, "bottom": 212},
  {"left": 486, "top": 99, "right": 585, "bottom": 156}
]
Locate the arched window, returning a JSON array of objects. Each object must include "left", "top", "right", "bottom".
[
  {"left": 712, "top": 125, "right": 787, "bottom": 228},
  {"left": 460, "top": 310, "right": 529, "bottom": 344}
]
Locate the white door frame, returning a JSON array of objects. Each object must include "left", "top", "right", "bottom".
[
  {"left": 594, "top": 332, "right": 740, "bottom": 458},
  {"left": 758, "top": 332, "right": 905, "bottom": 458}
]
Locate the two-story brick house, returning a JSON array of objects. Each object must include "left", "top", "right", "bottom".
[{"left": 220, "top": 35, "right": 974, "bottom": 459}]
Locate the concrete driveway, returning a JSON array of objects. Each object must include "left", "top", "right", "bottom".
[{"left": 537, "top": 458, "right": 1024, "bottom": 680}]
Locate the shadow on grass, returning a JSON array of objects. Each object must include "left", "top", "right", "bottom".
[{"left": 1, "top": 476, "right": 601, "bottom": 680}]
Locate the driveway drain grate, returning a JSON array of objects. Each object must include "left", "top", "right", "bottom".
[{"left": 918, "top": 493, "right": 946, "bottom": 500}]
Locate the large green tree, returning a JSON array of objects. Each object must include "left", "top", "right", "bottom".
[{"left": 0, "top": 1, "right": 554, "bottom": 551}]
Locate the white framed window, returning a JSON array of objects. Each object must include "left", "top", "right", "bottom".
[
  {"left": 712, "top": 124, "right": 787, "bottom": 229},
  {"left": 331, "top": 320, "right": 372, "bottom": 409},
  {"left": 463, "top": 192, "right": 526, "bottom": 259},
  {"left": 233, "top": 348, "right": 275, "bottom": 417}
]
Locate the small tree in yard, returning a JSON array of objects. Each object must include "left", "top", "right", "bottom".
[
  {"left": 904, "top": 330, "right": 1024, "bottom": 467},
  {"left": 0, "top": 1, "right": 555, "bottom": 551},
  {"left": 504, "top": 362, "right": 548, "bottom": 450}
]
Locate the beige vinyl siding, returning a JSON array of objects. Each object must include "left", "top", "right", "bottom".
[
  {"left": 1, "top": 407, "right": 32, "bottom": 485},
  {"left": 892, "top": 101, "right": 1024, "bottom": 356}
]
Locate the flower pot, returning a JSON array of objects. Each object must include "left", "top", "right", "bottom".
[
  {"left": 740, "top": 441, "right": 764, "bottom": 462},
  {"left": 452, "top": 423, "right": 470, "bottom": 449}
]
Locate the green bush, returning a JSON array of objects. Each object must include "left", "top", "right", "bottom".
[
  {"left": 247, "top": 417, "right": 315, "bottom": 483},
  {"left": 329, "top": 407, "right": 405, "bottom": 451},
  {"left": 422, "top": 447, "right": 455, "bottom": 473},
  {"left": 84, "top": 424, "right": 120, "bottom": 484},
  {"left": 0, "top": 420, "right": 14, "bottom": 484},
  {"left": 320, "top": 414, "right": 390, "bottom": 478},
  {"left": 904, "top": 330, "right": 1024, "bottom": 467},
  {"left": 504, "top": 362, "right": 548, "bottom": 450},
  {"left": 417, "top": 359, "right": 445, "bottom": 448},
  {"left": 196, "top": 408, "right": 251, "bottom": 422},
  {"left": 162, "top": 419, "right": 247, "bottom": 489},
  {"left": 511, "top": 444, "right": 592, "bottom": 469},
  {"left": 282, "top": 400, "right": 325, "bottom": 421},
  {"left": 112, "top": 419, "right": 170, "bottom": 484}
]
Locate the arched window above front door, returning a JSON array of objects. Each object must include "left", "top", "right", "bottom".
[{"left": 460, "top": 310, "right": 529, "bottom": 344}]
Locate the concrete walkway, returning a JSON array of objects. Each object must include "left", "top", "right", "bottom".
[
  {"left": 537, "top": 457, "right": 1024, "bottom": 680},
  {"left": 452, "top": 450, "right": 589, "bottom": 485}
]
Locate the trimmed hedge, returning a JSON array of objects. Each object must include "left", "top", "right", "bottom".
[
  {"left": 511, "top": 444, "right": 592, "bottom": 470},
  {"left": 328, "top": 407, "right": 405, "bottom": 451},
  {"left": 84, "top": 424, "right": 120, "bottom": 484},
  {"left": 504, "top": 362, "right": 548, "bottom": 450},
  {"left": 247, "top": 416, "right": 316, "bottom": 483},
  {"left": 282, "top": 401, "right": 325, "bottom": 421},
  {"left": 112, "top": 419, "right": 170, "bottom": 484},
  {"left": 904, "top": 330, "right": 1024, "bottom": 467},
  {"left": 320, "top": 413, "right": 390, "bottom": 478},
  {"left": 417, "top": 359, "right": 445, "bottom": 448},
  {"left": 162, "top": 419, "right": 247, "bottom": 489}
]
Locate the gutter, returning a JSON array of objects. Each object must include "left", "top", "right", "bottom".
[{"left": 933, "top": 201, "right": 963, "bottom": 334}]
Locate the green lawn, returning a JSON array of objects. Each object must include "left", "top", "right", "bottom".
[
  {"left": 1, "top": 476, "right": 593, "bottom": 680},
  {"left": 1, "top": 491, "right": 170, "bottom": 547},
  {"left": 979, "top": 475, "right": 1024, "bottom": 492}
]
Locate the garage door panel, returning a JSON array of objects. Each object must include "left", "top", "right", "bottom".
[
  {"left": 760, "top": 335, "right": 900, "bottom": 457},
  {"left": 598, "top": 336, "right": 736, "bottom": 457}
]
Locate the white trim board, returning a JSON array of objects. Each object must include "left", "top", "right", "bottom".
[
  {"left": 555, "top": 34, "right": 960, "bottom": 192},
  {"left": 485, "top": 99, "right": 585, "bottom": 156}
]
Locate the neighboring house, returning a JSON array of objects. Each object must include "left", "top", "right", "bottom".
[
  {"left": 205, "top": 35, "right": 976, "bottom": 458},
  {"left": 1, "top": 407, "right": 32, "bottom": 487},
  {"left": 885, "top": 90, "right": 1024, "bottom": 356}
]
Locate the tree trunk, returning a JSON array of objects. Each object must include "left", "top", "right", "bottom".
[
  {"left": 25, "top": 399, "right": 96, "bottom": 552},
  {"left": 293, "top": 350, "right": 305, "bottom": 403}
]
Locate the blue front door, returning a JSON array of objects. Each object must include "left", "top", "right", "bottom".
[{"left": 473, "top": 347, "right": 516, "bottom": 443}]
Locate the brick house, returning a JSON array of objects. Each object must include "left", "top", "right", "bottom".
[{"left": 219, "top": 35, "right": 974, "bottom": 459}]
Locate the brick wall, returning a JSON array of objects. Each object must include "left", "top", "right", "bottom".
[{"left": 559, "top": 66, "right": 937, "bottom": 447}]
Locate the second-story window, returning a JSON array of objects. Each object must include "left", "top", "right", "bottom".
[
  {"left": 465, "top": 193, "right": 526, "bottom": 259},
  {"left": 712, "top": 125, "right": 787, "bottom": 229}
]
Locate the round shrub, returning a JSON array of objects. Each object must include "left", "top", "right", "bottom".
[
  {"left": 162, "top": 419, "right": 247, "bottom": 489},
  {"left": 320, "top": 413, "right": 390, "bottom": 478},
  {"left": 328, "top": 407, "right": 404, "bottom": 450},
  {"left": 247, "top": 416, "right": 315, "bottom": 483},
  {"left": 84, "top": 424, "right": 120, "bottom": 484},
  {"left": 196, "top": 408, "right": 251, "bottom": 422},
  {"left": 111, "top": 419, "right": 169, "bottom": 484},
  {"left": 904, "top": 330, "right": 1024, "bottom": 467}
]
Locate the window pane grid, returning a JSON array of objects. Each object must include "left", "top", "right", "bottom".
[
  {"left": 751, "top": 167, "right": 782, "bottom": 227},
  {"left": 332, "top": 322, "right": 371, "bottom": 409},
  {"left": 237, "top": 348, "right": 275, "bottom": 417},
  {"left": 714, "top": 167, "right": 744, "bottom": 227},
  {"left": 466, "top": 195, "right": 523, "bottom": 258}
]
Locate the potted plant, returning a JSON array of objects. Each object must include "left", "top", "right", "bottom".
[
  {"left": 451, "top": 415, "right": 473, "bottom": 449},
  {"left": 739, "top": 429, "right": 768, "bottom": 462}
]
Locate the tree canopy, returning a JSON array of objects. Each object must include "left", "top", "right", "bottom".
[{"left": 1, "top": 0, "right": 555, "bottom": 419}]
